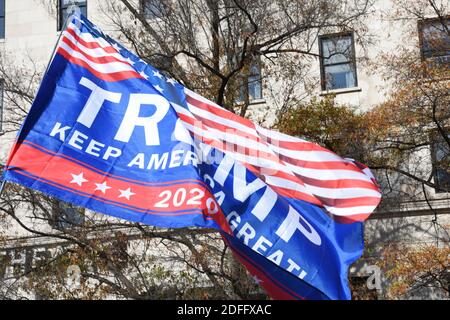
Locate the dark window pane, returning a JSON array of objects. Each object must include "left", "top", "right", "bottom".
[
  {"left": 434, "top": 134, "right": 450, "bottom": 192},
  {"left": 80, "top": 5, "right": 87, "bottom": 17},
  {"left": 249, "top": 64, "right": 262, "bottom": 100},
  {"left": 237, "top": 61, "right": 263, "bottom": 103},
  {"left": 62, "top": 0, "right": 86, "bottom": 6},
  {"left": 52, "top": 201, "right": 85, "bottom": 230},
  {"left": 250, "top": 64, "right": 260, "bottom": 77},
  {"left": 0, "top": 17, "right": 3, "bottom": 40},
  {"left": 422, "top": 20, "right": 450, "bottom": 56},
  {"left": 0, "top": 81, "right": 3, "bottom": 132},
  {"left": 61, "top": 8, "right": 71, "bottom": 27},
  {"left": 420, "top": 18, "right": 450, "bottom": 66},
  {"left": 436, "top": 168, "right": 450, "bottom": 190},
  {"left": 0, "top": 253, "right": 9, "bottom": 280},
  {"left": 324, "top": 63, "right": 356, "bottom": 90},
  {"left": 0, "top": 0, "right": 4, "bottom": 39},
  {"left": 238, "top": 85, "right": 244, "bottom": 103},
  {"left": 143, "top": 0, "right": 168, "bottom": 19},
  {"left": 59, "top": 0, "right": 87, "bottom": 30},
  {"left": 61, "top": 6, "right": 87, "bottom": 19},
  {"left": 432, "top": 55, "right": 450, "bottom": 65},
  {"left": 0, "top": 0, "right": 4, "bottom": 17},
  {"left": 249, "top": 75, "right": 262, "bottom": 100},
  {"left": 321, "top": 36, "right": 353, "bottom": 65}
]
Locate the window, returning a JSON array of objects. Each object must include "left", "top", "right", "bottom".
[
  {"left": 58, "top": 0, "right": 87, "bottom": 31},
  {"left": 319, "top": 32, "right": 358, "bottom": 91},
  {"left": 51, "top": 200, "right": 85, "bottom": 230},
  {"left": 432, "top": 133, "right": 450, "bottom": 193},
  {"left": 141, "top": 0, "right": 168, "bottom": 19},
  {"left": 418, "top": 17, "right": 450, "bottom": 65},
  {"left": 0, "top": 253, "right": 9, "bottom": 280},
  {"left": 0, "top": 0, "right": 4, "bottom": 39},
  {"left": 10, "top": 249, "right": 32, "bottom": 278},
  {"left": 0, "top": 80, "right": 3, "bottom": 133},
  {"left": 237, "top": 59, "right": 263, "bottom": 103}
]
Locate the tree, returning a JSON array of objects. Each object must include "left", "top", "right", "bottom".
[
  {"left": 0, "top": 48, "right": 257, "bottom": 300},
  {"left": 360, "top": 0, "right": 449, "bottom": 217},
  {"left": 100, "top": 0, "right": 374, "bottom": 115},
  {"left": 0, "top": 166, "right": 259, "bottom": 299},
  {"left": 364, "top": 1, "right": 450, "bottom": 297},
  {"left": 275, "top": 0, "right": 450, "bottom": 299},
  {"left": 379, "top": 243, "right": 449, "bottom": 299},
  {"left": 1, "top": 0, "right": 376, "bottom": 299},
  {"left": 275, "top": 95, "right": 368, "bottom": 158}
]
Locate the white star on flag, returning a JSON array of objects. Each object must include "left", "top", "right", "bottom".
[
  {"left": 111, "top": 43, "right": 121, "bottom": 52},
  {"left": 92, "top": 25, "right": 103, "bottom": 34},
  {"left": 118, "top": 188, "right": 136, "bottom": 200},
  {"left": 139, "top": 70, "right": 149, "bottom": 80},
  {"left": 70, "top": 172, "right": 88, "bottom": 187},
  {"left": 166, "top": 78, "right": 177, "bottom": 86},
  {"left": 125, "top": 57, "right": 135, "bottom": 65},
  {"left": 154, "top": 85, "right": 164, "bottom": 92},
  {"left": 94, "top": 181, "right": 111, "bottom": 194},
  {"left": 153, "top": 70, "right": 163, "bottom": 79}
]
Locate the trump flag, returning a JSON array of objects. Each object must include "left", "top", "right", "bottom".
[{"left": 2, "top": 14, "right": 381, "bottom": 300}]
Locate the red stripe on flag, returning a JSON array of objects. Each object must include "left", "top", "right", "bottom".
[
  {"left": 57, "top": 48, "right": 141, "bottom": 82},
  {"left": 61, "top": 36, "right": 131, "bottom": 66},
  {"left": 278, "top": 155, "right": 363, "bottom": 172},
  {"left": 315, "top": 196, "right": 381, "bottom": 208},
  {"left": 186, "top": 94, "right": 256, "bottom": 131},
  {"left": 66, "top": 27, "right": 119, "bottom": 54},
  {"left": 292, "top": 173, "right": 381, "bottom": 191},
  {"left": 186, "top": 110, "right": 261, "bottom": 143},
  {"left": 260, "top": 133, "right": 334, "bottom": 153},
  {"left": 24, "top": 140, "right": 204, "bottom": 186},
  {"left": 334, "top": 213, "right": 372, "bottom": 223},
  {"left": 244, "top": 164, "right": 321, "bottom": 206},
  {"left": 177, "top": 114, "right": 290, "bottom": 167},
  {"left": 8, "top": 143, "right": 217, "bottom": 215}
]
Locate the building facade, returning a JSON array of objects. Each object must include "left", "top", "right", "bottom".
[{"left": 0, "top": 0, "right": 448, "bottom": 299}]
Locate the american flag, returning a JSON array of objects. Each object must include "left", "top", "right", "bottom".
[{"left": 57, "top": 16, "right": 381, "bottom": 223}]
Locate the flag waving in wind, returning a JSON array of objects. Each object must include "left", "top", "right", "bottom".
[{"left": 2, "top": 14, "right": 381, "bottom": 300}]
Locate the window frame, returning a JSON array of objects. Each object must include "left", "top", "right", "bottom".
[
  {"left": 236, "top": 56, "right": 264, "bottom": 104},
  {"left": 0, "top": 251, "right": 11, "bottom": 280},
  {"left": 318, "top": 31, "right": 358, "bottom": 91},
  {"left": 247, "top": 61, "right": 263, "bottom": 102},
  {"left": 0, "top": 80, "right": 4, "bottom": 133},
  {"left": 140, "top": 0, "right": 169, "bottom": 20},
  {"left": 57, "top": 0, "right": 87, "bottom": 31},
  {"left": 430, "top": 131, "right": 450, "bottom": 194},
  {"left": 0, "top": 0, "right": 5, "bottom": 39},
  {"left": 418, "top": 15, "right": 450, "bottom": 62},
  {"left": 51, "top": 200, "right": 85, "bottom": 230}
]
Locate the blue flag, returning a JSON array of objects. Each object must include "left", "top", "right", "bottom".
[{"left": 2, "top": 14, "right": 381, "bottom": 299}]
